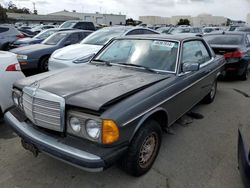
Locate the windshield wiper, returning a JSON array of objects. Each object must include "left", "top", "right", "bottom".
[
  {"left": 118, "top": 63, "right": 157, "bottom": 73},
  {"left": 93, "top": 59, "right": 112, "bottom": 66}
]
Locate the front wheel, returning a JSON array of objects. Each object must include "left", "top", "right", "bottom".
[
  {"left": 202, "top": 80, "right": 217, "bottom": 104},
  {"left": 39, "top": 56, "right": 50, "bottom": 72},
  {"left": 121, "top": 120, "right": 162, "bottom": 177}
]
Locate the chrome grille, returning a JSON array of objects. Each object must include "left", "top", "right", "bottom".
[{"left": 22, "top": 87, "right": 65, "bottom": 132}]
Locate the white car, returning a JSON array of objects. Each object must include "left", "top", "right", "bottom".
[
  {"left": 48, "top": 26, "right": 159, "bottom": 71},
  {"left": 0, "top": 51, "right": 25, "bottom": 117}
]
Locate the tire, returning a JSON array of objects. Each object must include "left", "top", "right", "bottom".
[
  {"left": 2, "top": 43, "right": 10, "bottom": 51},
  {"left": 39, "top": 56, "right": 50, "bottom": 72},
  {"left": 202, "top": 80, "right": 217, "bottom": 104},
  {"left": 239, "top": 66, "right": 248, "bottom": 81},
  {"left": 121, "top": 119, "right": 162, "bottom": 177}
]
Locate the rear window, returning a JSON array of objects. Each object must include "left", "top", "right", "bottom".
[
  {"left": 60, "top": 21, "right": 77, "bottom": 28},
  {"left": 204, "top": 35, "right": 243, "bottom": 45},
  {"left": 0, "top": 27, "right": 9, "bottom": 33}
]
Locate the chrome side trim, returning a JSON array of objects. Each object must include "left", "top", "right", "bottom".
[
  {"left": 122, "top": 64, "right": 224, "bottom": 126},
  {"left": 5, "top": 112, "right": 101, "bottom": 161}
]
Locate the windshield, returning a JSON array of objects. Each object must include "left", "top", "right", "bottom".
[
  {"left": 34, "top": 29, "right": 56, "bottom": 40},
  {"left": 169, "top": 27, "right": 191, "bottom": 34},
  {"left": 60, "top": 21, "right": 76, "bottom": 28},
  {"left": 94, "top": 39, "right": 179, "bottom": 72},
  {"left": 204, "top": 35, "right": 243, "bottom": 45},
  {"left": 81, "top": 29, "right": 126, "bottom": 45},
  {"left": 43, "top": 33, "right": 67, "bottom": 45}
]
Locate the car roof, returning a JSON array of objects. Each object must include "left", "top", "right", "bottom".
[
  {"left": 56, "top": 29, "right": 93, "bottom": 34},
  {"left": 118, "top": 34, "right": 202, "bottom": 42},
  {"left": 204, "top": 31, "right": 248, "bottom": 36}
]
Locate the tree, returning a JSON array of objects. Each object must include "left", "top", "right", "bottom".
[
  {"left": 177, "top": 18, "right": 190, "bottom": 26},
  {"left": 126, "top": 18, "right": 136, "bottom": 26},
  {"left": 7, "top": 1, "right": 31, "bottom": 14},
  {"left": 33, "top": 9, "right": 38, "bottom": 15},
  {"left": 0, "top": 4, "right": 7, "bottom": 23}
]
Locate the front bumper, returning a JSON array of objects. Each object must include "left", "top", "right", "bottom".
[
  {"left": 18, "top": 59, "right": 39, "bottom": 70},
  {"left": 225, "top": 60, "right": 247, "bottom": 76},
  {"left": 5, "top": 109, "right": 127, "bottom": 172}
]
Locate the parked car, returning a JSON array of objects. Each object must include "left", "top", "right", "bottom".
[
  {"left": 5, "top": 35, "right": 225, "bottom": 176},
  {"left": 204, "top": 32, "right": 250, "bottom": 80},
  {"left": 235, "top": 27, "right": 250, "bottom": 32},
  {"left": 156, "top": 26, "right": 172, "bottom": 34},
  {"left": 168, "top": 27, "right": 203, "bottom": 35},
  {"left": 31, "top": 25, "right": 55, "bottom": 34},
  {"left": 238, "top": 127, "right": 250, "bottom": 188},
  {"left": 48, "top": 26, "right": 159, "bottom": 71},
  {"left": 59, "top": 20, "right": 96, "bottom": 31},
  {"left": 0, "top": 24, "right": 24, "bottom": 50},
  {"left": 9, "top": 28, "right": 74, "bottom": 49},
  {"left": 18, "top": 29, "right": 36, "bottom": 38},
  {"left": 0, "top": 51, "right": 25, "bottom": 118},
  {"left": 202, "top": 27, "right": 224, "bottom": 34},
  {"left": 18, "top": 26, "right": 32, "bottom": 30},
  {"left": 10, "top": 30, "right": 92, "bottom": 72}
]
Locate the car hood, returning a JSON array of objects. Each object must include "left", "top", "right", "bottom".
[
  {"left": 10, "top": 44, "right": 55, "bottom": 55},
  {"left": 13, "top": 38, "right": 41, "bottom": 45},
  {"left": 52, "top": 43, "right": 103, "bottom": 61},
  {"left": 14, "top": 64, "right": 170, "bottom": 111}
]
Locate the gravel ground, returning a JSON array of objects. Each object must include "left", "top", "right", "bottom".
[{"left": 1, "top": 78, "right": 249, "bottom": 188}]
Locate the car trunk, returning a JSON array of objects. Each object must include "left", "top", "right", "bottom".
[{"left": 210, "top": 45, "right": 240, "bottom": 55}]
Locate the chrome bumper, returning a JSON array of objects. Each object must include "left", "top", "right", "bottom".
[{"left": 4, "top": 111, "right": 105, "bottom": 172}]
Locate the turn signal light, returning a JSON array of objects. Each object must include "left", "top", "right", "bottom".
[
  {"left": 102, "top": 120, "right": 119, "bottom": 144},
  {"left": 224, "top": 51, "right": 244, "bottom": 59}
]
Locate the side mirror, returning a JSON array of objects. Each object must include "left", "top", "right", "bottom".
[{"left": 182, "top": 62, "right": 200, "bottom": 73}]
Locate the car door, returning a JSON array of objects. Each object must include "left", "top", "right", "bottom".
[{"left": 166, "top": 40, "right": 215, "bottom": 123}]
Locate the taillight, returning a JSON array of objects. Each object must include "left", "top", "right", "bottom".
[
  {"left": 5, "top": 63, "right": 21, "bottom": 71},
  {"left": 224, "top": 51, "right": 244, "bottom": 59},
  {"left": 16, "top": 34, "right": 24, "bottom": 39}
]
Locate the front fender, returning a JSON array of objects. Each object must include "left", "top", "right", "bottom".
[{"left": 129, "top": 107, "right": 168, "bottom": 142}]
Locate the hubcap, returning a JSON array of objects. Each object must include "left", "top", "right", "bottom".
[
  {"left": 210, "top": 82, "right": 216, "bottom": 98},
  {"left": 139, "top": 133, "right": 158, "bottom": 169}
]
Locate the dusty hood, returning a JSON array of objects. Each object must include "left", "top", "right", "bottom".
[
  {"left": 52, "top": 43, "right": 103, "bottom": 61},
  {"left": 10, "top": 44, "right": 54, "bottom": 55},
  {"left": 14, "top": 64, "right": 169, "bottom": 111}
]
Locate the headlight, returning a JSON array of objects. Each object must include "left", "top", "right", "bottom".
[
  {"left": 12, "top": 89, "right": 22, "bottom": 108},
  {"left": 73, "top": 53, "right": 95, "bottom": 64},
  {"left": 69, "top": 117, "right": 81, "bottom": 133},
  {"left": 16, "top": 54, "right": 28, "bottom": 60},
  {"left": 86, "top": 119, "right": 101, "bottom": 140}
]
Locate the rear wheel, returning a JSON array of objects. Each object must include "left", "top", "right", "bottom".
[
  {"left": 2, "top": 43, "right": 10, "bottom": 51},
  {"left": 121, "top": 120, "right": 162, "bottom": 177},
  {"left": 239, "top": 66, "right": 248, "bottom": 81},
  {"left": 39, "top": 56, "right": 50, "bottom": 72},
  {"left": 202, "top": 80, "right": 217, "bottom": 104}
]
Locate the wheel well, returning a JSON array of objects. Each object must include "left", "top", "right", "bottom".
[
  {"left": 0, "top": 106, "right": 3, "bottom": 118},
  {"left": 39, "top": 54, "right": 51, "bottom": 65},
  {"left": 141, "top": 110, "right": 168, "bottom": 131}
]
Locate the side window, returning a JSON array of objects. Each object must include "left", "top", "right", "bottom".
[
  {"left": 127, "top": 29, "right": 141, "bottom": 35},
  {"left": 182, "top": 40, "right": 211, "bottom": 66},
  {"left": 142, "top": 29, "right": 158, "bottom": 34},
  {"left": 0, "top": 27, "right": 9, "bottom": 33},
  {"left": 67, "top": 33, "right": 80, "bottom": 44},
  {"left": 75, "top": 22, "right": 84, "bottom": 29}
]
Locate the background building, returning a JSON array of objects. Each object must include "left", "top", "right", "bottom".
[
  {"left": 139, "top": 14, "right": 228, "bottom": 26},
  {"left": 7, "top": 12, "right": 77, "bottom": 25},
  {"left": 139, "top": 16, "right": 170, "bottom": 25},
  {"left": 49, "top": 10, "right": 126, "bottom": 26}
]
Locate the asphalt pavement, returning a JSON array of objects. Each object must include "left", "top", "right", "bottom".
[{"left": 1, "top": 78, "right": 249, "bottom": 188}]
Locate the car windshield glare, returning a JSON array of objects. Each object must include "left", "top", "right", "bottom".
[
  {"left": 43, "top": 33, "right": 67, "bottom": 45},
  {"left": 35, "top": 30, "right": 56, "bottom": 40},
  {"left": 204, "top": 35, "right": 243, "bottom": 45},
  {"left": 94, "top": 39, "right": 179, "bottom": 73},
  {"left": 81, "top": 29, "right": 125, "bottom": 45},
  {"left": 60, "top": 21, "right": 76, "bottom": 28}
]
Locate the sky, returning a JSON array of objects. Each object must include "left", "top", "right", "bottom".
[{"left": 0, "top": 0, "right": 250, "bottom": 20}]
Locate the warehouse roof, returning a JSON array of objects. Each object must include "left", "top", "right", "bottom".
[{"left": 7, "top": 13, "right": 79, "bottom": 22}]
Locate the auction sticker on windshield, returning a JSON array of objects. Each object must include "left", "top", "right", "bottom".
[{"left": 151, "top": 41, "right": 176, "bottom": 51}]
